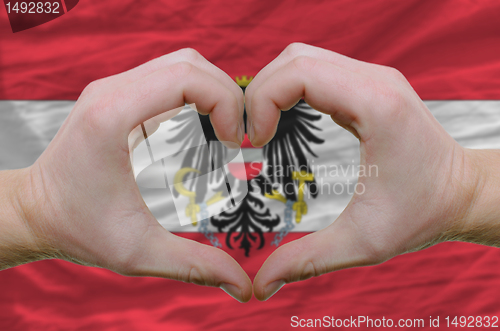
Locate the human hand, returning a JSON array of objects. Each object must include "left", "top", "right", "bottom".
[
  {"left": 245, "top": 43, "right": 483, "bottom": 301},
  {"left": 13, "top": 49, "right": 252, "bottom": 302}
]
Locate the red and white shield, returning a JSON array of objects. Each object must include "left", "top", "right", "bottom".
[{"left": 228, "top": 134, "right": 263, "bottom": 181}]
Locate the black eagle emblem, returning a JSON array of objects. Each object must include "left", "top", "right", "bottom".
[{"left": 168, "top": 77, "right": 324, "bottom": 256}]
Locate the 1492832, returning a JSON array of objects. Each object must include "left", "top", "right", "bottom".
[
  {"left": 5, "top": 2, "right": 60, "bottom": 14},
  {"left": 445, "top": 316, "right": 499, "bottom": 328}
]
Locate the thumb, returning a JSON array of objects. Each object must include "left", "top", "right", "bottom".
[
  {"left": 253, "top": 212, "right": 378, "bottom": 301},
  {"left": 119, "top": 225, "right": 253, "bottom": 303}
]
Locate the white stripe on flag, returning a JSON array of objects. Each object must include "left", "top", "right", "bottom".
[
  {"left": 1, "top": 100, "right": 499, "bottom": 232},
  {"left": 241, "top": 148, "right": 262, "bottom": 162}
]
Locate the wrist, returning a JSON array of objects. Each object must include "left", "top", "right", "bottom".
[
  {"left": 448, "top": 148, "right": 500, "bottom": 246},
  {"left": 0, "top": 167, "right": 52, "bottom": 269}
]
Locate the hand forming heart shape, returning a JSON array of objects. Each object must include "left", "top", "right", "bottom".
[{"left": 6, "top": 43, "right": 491, "bottom": 303}]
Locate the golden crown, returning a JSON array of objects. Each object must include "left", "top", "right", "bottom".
[{"left": 235, "top": 75, "right": 253, "bottom": 87}]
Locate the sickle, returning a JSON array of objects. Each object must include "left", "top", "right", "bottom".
[
  {"left": 174, "top": 167, "right": 201, "bottom": 198},
  {"left": 174, "top": 167, "right": 202, "bottom": 225}
]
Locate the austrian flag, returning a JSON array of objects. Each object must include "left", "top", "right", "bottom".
[{"left": 1, "top": 1, "right": 500, "bottom": 330}]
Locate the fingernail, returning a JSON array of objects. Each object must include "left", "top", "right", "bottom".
[
  {"left": 220, "top": 283, "right": 243, "bottom": 303},
  {"left": 263, "top": 280, "right": 285, "bottom": 301},
  {"left": 247, "top": 119, "right": 255, "bottom": 143},
  {"left": 237, "top": 120, "right": 244, "bottom": 145}
]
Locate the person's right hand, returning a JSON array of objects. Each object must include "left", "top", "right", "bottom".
[
  {"left": 10, "top": 49, "right": 252, "bottom": 302},
  {"left": 245, "top": 43, "right": 490, "bottom": 301}
]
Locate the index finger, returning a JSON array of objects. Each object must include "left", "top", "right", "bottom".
[
  {"left": 80, "top": 62, "right": 244, "bottom": 149},
  {"left": 245, "top": 43, "right": 378, "bottom": 117},
  {"left": 119, "top": 49, "right": 244, "bottom": 115},
  {"left": 246, "top": 56, "right": 373, "bottom": 146},
  {"left": 102, "top": 49, "right": 244, "bottom": 118}
]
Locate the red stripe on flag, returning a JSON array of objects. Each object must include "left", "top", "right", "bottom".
[
  {"left": 1, "top": 238, "right": 499, "bottom": 330},
  {"left": 1, "top": 1, "right": 500, "bottom": 100},
  {"left": 228, "top": 162, "right": 262, "bottom": 180}
]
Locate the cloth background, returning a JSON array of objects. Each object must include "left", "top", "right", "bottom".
[{"left": 1, "top": 1, "right": 500, "bottom": 330}]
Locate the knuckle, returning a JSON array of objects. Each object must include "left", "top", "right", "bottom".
[
  {"left": 367, "top": 81, "right": 407, "bottom": 120},
  {"left": 81, "top": 78, "right": 106, "bottom": 99},
  {"left": 292, "top": 55, "right": 317, "bottom": 72},
  {"left": 81, "top": 92, "right": 117, "bottom": 133},
  {"left": 379, "top": 86, "right": 405, "bottom": 110},
  {"left": 379, "top": 65, "right": 407, "bottom": 83},
  {"left": 285, "top": 42, "right": 308, "bottom": 57},
  {"left": 177, "top": 47, "right": 200, "bottom": 62},
  {"left": 387, "top": 67, "right": 406, "bottom": 82},
  {"left": 178, "top": 266, "right": 206, "bottom": 285},
  {"left": 187, "top": 266, "right": 204, "bottom": 285},
  {"left": 168, "top": 61, "right": 194, "bottom": 80},
  {"left": 299, "top": 260, "right": 320, "bottom": 281}
]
